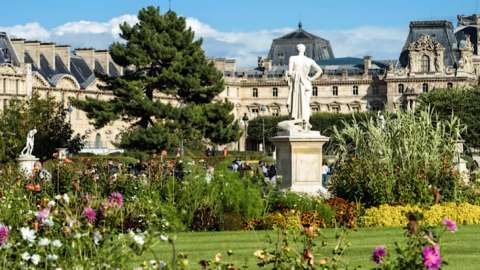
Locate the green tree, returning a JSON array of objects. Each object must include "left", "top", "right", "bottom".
[
  {"left": 418, "top": 87, "right": 480, "bottom": 149},
  {"left": 0, "top": 95, "right": 84, "bottom": 162},
  {"left": 72, "top": 7, "right": 240, "bottom": 152}
]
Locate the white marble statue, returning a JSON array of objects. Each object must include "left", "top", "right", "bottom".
[
  {"left": 20, "top": 129, "right": 37, "bottom": 157},
  {"left": 280, "top": 44, "right": 323, "bottom": 132}
]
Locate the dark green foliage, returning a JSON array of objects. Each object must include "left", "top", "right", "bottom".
[
  {"left": 72, "top": 6, "right": 240, "bottom": 152},
  {"left": 0, "top": 95, "right": 83, "bottom": 162},
  {"left": 247, "top": 112, "right": 373, "bottom": 151},
  {"left": 418, "top": 87, "right": 480, "bottom": 149}
]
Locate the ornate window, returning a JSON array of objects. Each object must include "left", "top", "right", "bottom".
[
  {"left": 421, "top": 55, "right": 430, "bottom": 73},
  {"left": 332, "top": 86, "right": 338, "bottom": 96},
  {"left": 447, "top": 82, "right": 453, "bottom": 89},
  {"left": 252, "top": 88, "right": 258, "bottom": 97},
  {"left": 422, "top": 83, "right": 429, "bottom": 93},
  {"left": 94, "top": 133, "right": 103, "bottom": 149},
  {"left": 398, "top": 84, "right": 405, "bottom": 94},
  {"left": 272, "top": 87, "right": 278, "bottom": 97},
  {"left": 353, "top": 85, "right": 359, "bottom": 96},
  {"left": 312, "top": 87, "right": 318, "bottom": 96}
]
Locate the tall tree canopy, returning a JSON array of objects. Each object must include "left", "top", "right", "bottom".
[{"left": 72, "top": 6, "right": 240, "bottom": 152}]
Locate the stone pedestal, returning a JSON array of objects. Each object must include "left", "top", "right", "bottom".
[
  {"left": 270, "top": 131, "right": 329, "bottom": 195},
  {"left": 17, "top": 155, "right": 39, "bottom": 176}
]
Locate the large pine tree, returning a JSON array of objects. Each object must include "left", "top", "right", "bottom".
[{"left": 73, "top": 6, "right": 240, "bottom": 152}]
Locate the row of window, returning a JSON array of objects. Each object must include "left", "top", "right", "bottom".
[
  {"left": 252, "top": 85, "right": 362, "bottom": 97},
  {"left": 397, "top": 82, "right": 453, "bottom": 94}
]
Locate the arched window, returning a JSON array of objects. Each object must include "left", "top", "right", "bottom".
[
  {"left": 312, "top": 86, "right": 318, "bottom": 96},
  {"left": 272, "top": 87, "right": 278, "bottom": 97},
  {"left": 352, "top": 85, "right": 359, "bottom": 96},
  {"left": 94, "top": 133, "right": 103, "bottom": 149},
  {"left": 421, "top": 55, "right": 430, "bottom": 72},
  {"left": 252, "top": 88, "right": 258, "bottom": 97},
  {"left": 398, "top": 84, "right": 405, "bottom": 94},
  {"left": 447, "top": 82, "right": 453, "bottom": 89},
  {"left": 422, "top": 83, "right": 429, "bottom": 93},
  {"left": 332, "top": 86, "right": 338, "bottom": 96}
]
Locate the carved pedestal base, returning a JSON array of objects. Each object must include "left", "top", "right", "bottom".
[
  {"left": 270, "top": 133, "right": 329, "bottom": 196},
  {"left": 17, "top": 155, "right": 39, "bottom": 176}
]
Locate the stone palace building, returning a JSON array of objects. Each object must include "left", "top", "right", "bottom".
[{"left": 1, "top": 14, "right": 480, "bottom": 152}]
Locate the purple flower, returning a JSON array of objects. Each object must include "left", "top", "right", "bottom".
[
  {"left": 109, "top": 192, "right": 123, "bottom": 208},
  {"left": 372, "top": 245, "right": 387, "bottom": 264},
  {"left": 423, "top": 245, "right": 442, "bottom": 270},
  {"left": 83, "top": 208, "right": 97, "bottom": 224},
  {"left": 36, "top": 208, "right": 50, "bottom": 222},
  {"left": 442, "top": 218, "right": 457, "bottom": 232},
  {"left": 0, "top": 225, "right": 9, "bottom": 246}
]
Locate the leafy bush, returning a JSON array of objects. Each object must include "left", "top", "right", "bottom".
[{"left": 331, "top": 108, "right": 462, "bottom": 207}]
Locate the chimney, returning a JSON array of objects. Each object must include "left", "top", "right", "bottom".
[
  {"left": 94, "top": 50, "right": 110, "bottom": 74},
  {"left": 39, "top": 42, "right": 56, "bottom": 70},
  {"left": 24, "top": 41, "right": 41, "bottom": 67},
  {"left": 363, "top": 56, "right": 372, "bottom": 76},
  {"left": 56, "top": 45, "right": 71, "bottom": 71},
  {"left": 10, "top": 38, "right": 25, "bottom": 64},
  {"left": 74, "top": 48, "right": 95, "bottom": 71}
]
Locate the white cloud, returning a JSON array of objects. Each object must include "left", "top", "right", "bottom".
[
  {"left": 0, "top": 15, "right": 407, "bottom": 67},
  {"left": 0, "top": 22, "right": 50, "bottom": 40}
]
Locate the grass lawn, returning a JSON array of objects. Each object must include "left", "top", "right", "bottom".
[{"left": 142, "top": 225, "right": 480, "bottom": 269}]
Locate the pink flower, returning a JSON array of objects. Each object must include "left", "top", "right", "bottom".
[
  {"left": 109, "top": 192, "right": 123, "bottom": 208},
  {"left": 442, "top": 218, "right": 457, "bottom": 232},
  {"left": 372, "top": 245, "right": 387, "bottom": 264},
  {"left": 83, "top": 208, "right": 97, "bottom": 224},
  {"left": 0, "top": 225, "right": 9, "bottom": 246},
  {"left": 36, "top": 208, "right": 50, "bottom": 222},
  {"left": 423, "top": 245, "right": 442, "bottom": 270}
]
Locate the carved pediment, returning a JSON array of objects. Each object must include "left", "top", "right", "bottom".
[
  {"left": 408, "top": 35, "right": 444, "bottom": 52},
  {"left": 0, "top": 64, "right": 17, "bottom": 75}
]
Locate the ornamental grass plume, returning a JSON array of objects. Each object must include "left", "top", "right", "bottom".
[
  {"left": 109, "top": 192, "right": 123, "bottom": 208},
  {"left": 0, "top": 225, "right": 9, "bottom": 246},
  {"left": 442, "top": 218, "right": 457, "bottom": 232},
  {"left": 422, "top": 245, "right": 442, "bottom": 270},
  {"left": 83, "top": 207, "right": 97, "bottom": 224},
  {"left": 372, "top": 245, "right": 387, "bottom": 264}
]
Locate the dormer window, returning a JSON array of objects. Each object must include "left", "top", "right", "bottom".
[{"left": 421, "top": 55, "right": 430, "bottom": 73}]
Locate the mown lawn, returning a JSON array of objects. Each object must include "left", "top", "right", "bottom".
[{"left": 141, "top": 225, "right": 480, "bottom": 269}]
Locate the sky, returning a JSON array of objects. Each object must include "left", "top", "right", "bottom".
[{"left": 0, "top": 0, "right": 479, "bottom": 67}]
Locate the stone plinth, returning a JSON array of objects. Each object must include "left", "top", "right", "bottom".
[
  {"left": 17, "top": 155, "right": 39, "bottom": 176},
  {"left": 270, "top": 131, "right": 329, "bottom": 195}
]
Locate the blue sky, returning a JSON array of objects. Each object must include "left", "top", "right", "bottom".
[{"left": 1, "top": 0, "right": 479, "bottom": 66}]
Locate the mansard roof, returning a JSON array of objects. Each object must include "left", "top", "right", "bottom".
[
  {"left": 0, "top": 32, "right": 122, "bottom": 90},
  {"left": 399, "top": 20, "right": 459, "bottom": 67},
  {"left": 267, "top": 23, "right": 335, "bottom": 66}
]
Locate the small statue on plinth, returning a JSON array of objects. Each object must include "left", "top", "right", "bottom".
[
  {"left": 17, "top": 128, "right": 39, "bottom": 176},
  {"left": 20, "top": 128, "right": 37, "bottom": 157}
]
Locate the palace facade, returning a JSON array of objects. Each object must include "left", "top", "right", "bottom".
[{"left": 1, "top": 14, "right": 480, "bottom": 152}]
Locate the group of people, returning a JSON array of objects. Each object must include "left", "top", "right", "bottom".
[{"left": 228, "top": 158, "right": 277, "bottom": 184}]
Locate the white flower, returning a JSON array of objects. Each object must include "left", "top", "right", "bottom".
[
  {"left": 73, "top": 233, "right": 82, "bottom": 239},
  {"left": 21, "top": 252, "right": 30, "bottom": 261},
  {"left": 47, "top": 201, "right": 56, "bottom": 208},
  {"left": 160, "top": 235, "right": 168, "bottom": 241},
  {"left": 47, "top": 254, "right": 58, "bottom": 261},
  {"left": 159, "top": 260, "right": 166, "bottom": 268},
  {"left": 20, "top": 227, "right": 36, "bottom": 243},
  {"left": 38, "top": 238, "right": 50, "bottom": 247},
  {"left": 62, "top": 194, "right": 70, "bottom": 204},
  {"left": 52, "top": 240, "right": 62, "bottom": 248},
  {"left": 133, "top": 235, "right": 145, "bottom": 246},
  {"left": 149, "top": 260, "right": 157, "bottom": 266},
  {"left": 93, "top": 231, "right": 102, "bottom": 245},
  {"left": 54, "top": 195, "right": 61, "bottom": 200},
  {"left": 30, "top": 254, "right": 41, "bottom": 265},
  {"left": 44, "top": 218, "right": 54, "bottom": 227}
]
